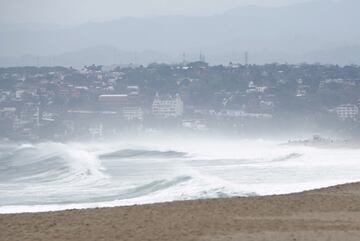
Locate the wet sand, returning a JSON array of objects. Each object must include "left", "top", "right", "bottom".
[{"left": 2, "top": 182, "right": 360, "bottom": 241}]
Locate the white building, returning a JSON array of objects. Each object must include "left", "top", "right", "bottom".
[
  {"left": 127, "top": 86, "right": 139, "bottom": 96},
  {"left": 182, "top": 120, "right": 208, "bottom": 131},
  {"left": 246, "top": 81, "right": 268, "bottom": 94},
  {"left": 152, "top": 93, "right": 184, "bottom": 117},
  {"left": 217, "top": 109, "right": 272, "bottom": 119},
  {"left": 335, "top": 104, "right": 359, "bottom": 121},
  {"left": 296, "top": 89, "right": 307, "bottom": 97},
  {"left": 0, "top": 107, "right": 16, "bottom": 119},
  {"left": 123, "top": 107, "right": 143, "bottom": 120}
]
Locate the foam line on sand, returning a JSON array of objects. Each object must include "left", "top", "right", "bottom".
[{"left": 2, "top": 182, "right": 360, "bottom": 241}]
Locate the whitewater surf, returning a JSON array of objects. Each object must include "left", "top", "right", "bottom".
[{"left": 1, "top": 138, "right": 360, "bottom": 214}]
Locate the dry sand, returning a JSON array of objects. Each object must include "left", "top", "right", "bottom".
[{"left": 2, "top": 182, "right": 360, "bottom": 241}]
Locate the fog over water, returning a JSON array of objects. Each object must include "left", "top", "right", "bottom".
[{"left": 1, "top": 135, "right": 360, "bottom": 214}]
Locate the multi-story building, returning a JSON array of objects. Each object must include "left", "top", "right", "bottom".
[
  {"left": 0, "top": 107, "right": 16, "bottom": 119},
  {"left": 152, "top": 93, "right": 184, "bottom": 117},
  {"left": 335, "top": 104, "right": 359, "bottom": 121},
  {"left": 98, "top": 94, "right": 128, "bottom": 110},
  {"left": 123, "top": 107, "right": 143, "bottom": 120}
]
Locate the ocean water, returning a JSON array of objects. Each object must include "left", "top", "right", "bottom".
[{"left": 1, "top": 137, "right": 360, "bottom": 214}]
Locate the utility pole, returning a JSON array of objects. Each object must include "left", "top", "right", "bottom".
[
  {"left": 199, "top": 51, "right": 205, "bottom": 62},
  {"left": 245, "top": 51, "right": 248, "bottom": 66},
  {"left": 113, "top": 48, "right": 117, "bottom": 65}
]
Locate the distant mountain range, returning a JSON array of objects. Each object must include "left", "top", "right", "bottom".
[{"left": 0, "top": 0, "right": 359, "bottom": 67}]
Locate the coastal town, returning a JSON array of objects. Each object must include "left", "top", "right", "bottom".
[{"left": 1, "top": 61, "right": 360, "bottom": 141}]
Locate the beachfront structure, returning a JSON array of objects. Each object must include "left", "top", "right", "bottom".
[
  {"left": 98, "top": 94, "right": 129, "bottom": 110},
  {"left": 152, "top": 93, "right": 184, "bottom": 117},
  {"left": 123, "top": 107, "right": 143, "bottom": 120},
  {"left": 335, "top": 104, "right": 359, "bottom": 121},
  {"left": 98, "top": 94, "right": 128, "bottom": 104}
]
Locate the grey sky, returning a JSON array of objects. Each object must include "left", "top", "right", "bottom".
[{"left": 0, "top": 0, "right": 309, "bottom": 25}]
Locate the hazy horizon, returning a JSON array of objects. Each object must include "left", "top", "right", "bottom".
[
  {"left": 0, "top": 0, "right": 309, "bottom": 25},
  {"left": 0, "top": 0, "right": 359, "bottom": 67}
]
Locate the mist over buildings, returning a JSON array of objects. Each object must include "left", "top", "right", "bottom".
[{"left": 1, "top": 0, "right": 360, "bottom": 143}]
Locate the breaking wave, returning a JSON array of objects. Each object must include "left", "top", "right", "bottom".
[
  {"left": 0, "top": 143, "right": 105, "bottom": 184},
  {"left": 1, "top": 139, "right": 360, "bottom": 213}
]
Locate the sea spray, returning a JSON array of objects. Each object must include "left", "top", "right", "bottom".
[{"left": 1, "top": 139, "right": 360, "bottom": 213}]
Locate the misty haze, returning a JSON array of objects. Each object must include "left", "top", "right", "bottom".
[{"left": 1, "top": 1, "right": 360, "bottom": 241}]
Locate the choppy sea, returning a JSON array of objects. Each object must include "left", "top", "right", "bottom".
[{"left": 1, "top": 137, "right": 359, "bottom": 213}]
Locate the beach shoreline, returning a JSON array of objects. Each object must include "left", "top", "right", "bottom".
[{"left": 2, "top": 182, "right": 360, "bottom": 241}]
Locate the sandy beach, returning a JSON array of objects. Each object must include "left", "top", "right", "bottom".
[{"left": 1, "top": 182, "right": 360, "bottom": 241}]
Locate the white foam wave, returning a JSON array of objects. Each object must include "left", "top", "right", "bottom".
[{"left": 2, "top": 139, "right": 360, "bottom": 214}]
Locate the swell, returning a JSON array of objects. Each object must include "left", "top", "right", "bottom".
[
  {"left": 271, "top": 153, "right": 302, "bottom": 162},
  {"left": 0, "top": 142, "right": 106, "bottom": 184},
  {"left": 187, "top": 152, "right": 302, "bottom": 167},
  {"left": 82, "top": 175, "right": 193, "bottom": 203},
  {"left": 0, "top": 175, "right": 194, "bottom": 206},
  {"left": 99, "top": 149, "right": 187, "bottom": 159}
]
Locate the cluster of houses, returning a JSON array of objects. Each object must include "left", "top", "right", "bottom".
[
  {"left": 335, "top": 103, "right": 360, "bottom": 121},
  {"left": 1, "top": 63, "right": 360, "bottom": 140}
]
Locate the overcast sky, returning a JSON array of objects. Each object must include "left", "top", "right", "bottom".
[{"left": 0, "top": 0, "right": 310, "bottom": 25}]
